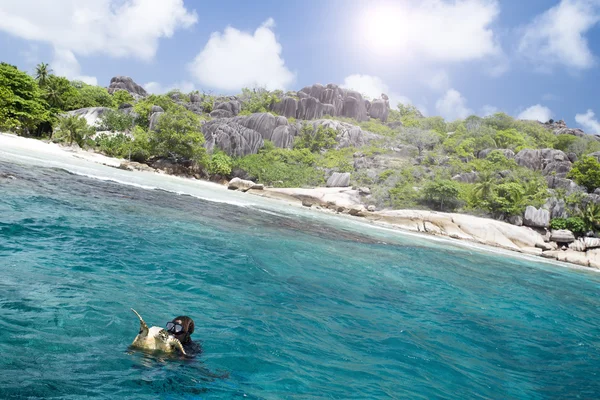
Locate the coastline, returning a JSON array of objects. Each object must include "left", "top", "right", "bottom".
[{"left": 1, "top": 132, "right": 598, "bottom": 273}]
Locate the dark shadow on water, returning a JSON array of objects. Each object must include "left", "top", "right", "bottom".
[{"left": 126, "top": 347, "right": 239, "bottom": 398}]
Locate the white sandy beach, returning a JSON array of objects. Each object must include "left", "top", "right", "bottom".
[{"left": 1, "top": 132, "right": 598, "bottom": 273}]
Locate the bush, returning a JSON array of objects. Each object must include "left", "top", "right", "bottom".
[
  {"left": 399, "top": 127, "right": 441, "bottom": 156},
  {"left": 133, "top": 95, "right": 177, "bottom": 128},
  {"left": 317, "top": 148, "right": 355, "bottom": 173},
  {"left": 233, "top": 143, "right": 323, "bottom": 187},
  {"left": 550, "top": 217, "right": 588, "bottom": 235},
  {"left": 150, "top": 107, "right": 206, "bottom": 163},
  {"left": 54, "top": 115, "right": 94, "bottom": 147},
  {"left": 98, "top": 110, "right": 134, "bottom": 132},
  {"left": 208, "top": 152, "right": 233, "bottom": 177},
  {"left": 421, "top": 178, "right": 462, "bottom": 211},
  {"left": 239, "top": 87, "right": 280, "bottom": 114},
  {"left": 94, "top": 133, "right": 133, "bottom": 158},
  {"left": 112, "top": 90, "right": 134, "bottom": 107},
  {"left": 294, "top": 124, "right": 337, "bottom": 152},
  {"left": 567, "top": 156, "right": 600, "bottom": 193}
]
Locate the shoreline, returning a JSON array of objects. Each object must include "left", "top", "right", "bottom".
[{"left": 1, "top": 132, "right": 598, "bottom": 273}]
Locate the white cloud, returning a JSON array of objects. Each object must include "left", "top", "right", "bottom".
[
  {"left": 481, "top": 105, "right": 499, "bottom": 116},
  {"left": 188, "top": 19, "right": 295, "bottom": 92},
  {"left": 435, "top": 89, "right": 473, "bottom": 120},
  {"left": 0, "top": 0, "right": 197, "bottom": 80},
  {"left": 144, "top": 81, "right": 196, "bottom": 94},
  {"left": 361, "top": 0, "right": 501, "bottom": 63},
  {"left": 52, "top": 48, "right": 97, "bottom": 85},
  {"left": 341, "top": 74, "right": 411, "bottom": 108},
  {"left": 517, "top": 104, "right": 553, "bottom": 122},
  {"left": 575, "top": 109, "right": 600, "bottom": 134},
  {"left": 425, "top": 70, "right": 451, "bottom": 91},
  {"left": 519, "top": 0, "right": 600, "bottom": 70}
]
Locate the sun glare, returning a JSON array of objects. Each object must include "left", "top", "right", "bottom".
[{"left": 363, "top": 5, "right": 404, "bottom": 53}]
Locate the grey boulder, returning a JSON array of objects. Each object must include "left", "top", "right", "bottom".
[
  {"left": 523, "top": 206, "right": 550, "bottom": 228},
  {"left": 326, "top": 172, "right": 351, "bottom": 187},
  {"left": 107, "top": 76, "right": 147, "bottom": 98},
  {"left": 550, "top": 229, "right": 575, "bottom": 243}
]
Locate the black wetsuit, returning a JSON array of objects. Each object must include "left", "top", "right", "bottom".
[{"left": 182, "top": 340, "right": 202, "bottom": 358}]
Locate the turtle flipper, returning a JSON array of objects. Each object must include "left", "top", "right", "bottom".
[
  {"left": 131, "top": 308, "right": 149, "bottom": 336},
  {"left": 173, "top": 338, "right": 187, "bottom": 356}
]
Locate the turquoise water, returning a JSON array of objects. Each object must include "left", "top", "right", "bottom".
[{"left": 1, "top": 161, "right": 600, "bottom": 399}]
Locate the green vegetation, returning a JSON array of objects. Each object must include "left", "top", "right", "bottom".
[
  {"left": 294, "top": 124, "right": 337, "bottom": 152},
  {"left": 208, "top": 151, "right": 233, "bottom": 177},
  {"left": 112, "top": 90, "right": 135, "bottom": 107},
  {"left": 98, "top": 110, "right": 134, "bottom": 132},
  {"left": 567, "top": 156, "right": 600, "bottom": 193},
  {"left": 150, "top": 106, "right": 206, "bottom": 162},
  {"left": 5, "top": 61, "right": 600, "bottom": 232},
  {"left": 54, "top": 115, "right": 93, "bottom": 147},
  {"left": 0, "top": 62, "right": 50, "bottom": 135},
  {"left": 239, "top": 87, "right": 281, "bottom": 115}
]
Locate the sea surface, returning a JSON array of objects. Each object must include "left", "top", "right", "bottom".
[{"left": 1, "top": 146, "right": 600, "bottom": 399}]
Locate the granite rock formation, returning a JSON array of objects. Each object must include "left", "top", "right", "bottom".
[
  {"left": 107, "top": 76, "right": 147, "bottom": 99},
  {"left": 200, "top": 113, "right": 378, "bottom": 157},
  {"left": 271, "top": 83, "right": 390, "bottom": 122}
]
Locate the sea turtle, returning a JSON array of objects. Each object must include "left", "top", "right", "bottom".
[{"left": 130, "top": 308, "right": 187, "bottom": 356}]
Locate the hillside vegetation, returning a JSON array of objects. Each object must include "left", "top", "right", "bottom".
[{"left": 3, "top": 62, "right": 600, "bottom": 235}]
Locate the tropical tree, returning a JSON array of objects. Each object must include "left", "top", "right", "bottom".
[
  {"left": 112, "top": 90, "right": 135, "bottom": 107},
  {"left": 0, "top": 62, "right": 50, "bottom": 134},
  {"left": 35, "top": 62, "right": 52, "bottom": 86},
  {"left": 150, "top": 106, "right": 206, "bottom": 162},
  {"left": 399, "top": 127, "right": 441, "bottom": 156},
  {"left": 421, "top": 178, "right": 462, "bottom": 211},
  {"left": 43, "top": 75, "right": 81, "bottom": 110},
  {"left": 55, "top": 115, "right": 93, "bottom": 146},
  {"left": 471, "top": 170, "right": 497, "bottom": 208},
  {"left": 567, "top": 156, "right": 600, "bottom": 193}
]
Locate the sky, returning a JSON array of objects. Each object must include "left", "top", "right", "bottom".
[{"left": 0, "top": 0, "right": 600, "bottom": 133}]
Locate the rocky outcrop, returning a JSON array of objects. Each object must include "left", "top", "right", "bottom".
[
  {"left": 227, "top": 177, "right": 263, "bottom": 192},
  {"left": 545, "top": 176, "right": 585, "bottom": 194},
  {"left": 148, "top": 112, "right": 164, "bottom": 131},
  {"left": 542, "top": 120, "right": 592, "bottom": 138},
  {"left": 270, "top": 83, "right": 390, "bottom": 122},
  {"left": 67, "top": 107, "right": 112, "bottom": 127},
  {"left": 550, "top": 229, "right": 575, "bottom": 243},
  {"left": 326, "top": 172, "right": 351, "bottom": 187},
  {"left": 365, "top": 210, "right": 547, "bottom": 253},
  {"left": 107, "top": 76, "right": 147, "bottom": 99},
  {"left": 201, "top": 114, "right": 377, "bottom": 156},
  {"left": 523, "top": 206, "right": 550, "bottom": 228},
  {"left": 202, "top": 119, "right": 264, "bottom": 157},
  {"left": 213, "top": 100, "right": 241, "bottom": 117},
  {"left": 515, "top": 149, "right": 571, "bottom": 174}
]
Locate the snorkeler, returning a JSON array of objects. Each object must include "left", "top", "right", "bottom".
[{"left": 166, "top": 315, "right": 202, "bottom": 357}]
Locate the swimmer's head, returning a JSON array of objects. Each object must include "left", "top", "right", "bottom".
[{"left": 167, "top": 316, "right": 194, "bottom": 344}]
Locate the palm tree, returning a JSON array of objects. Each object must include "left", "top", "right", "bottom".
[
  {"left": 580, "top": 202, "right": 600, "bottom": 232},
  {"left": 57, "top": 115, "right": 90, "bottom": 146},
  {"left": 472, "top": 170, "right": 497, "bottom": 201},
  {"left": 35, "top": 62, "right": 52, "bottom": 86}
]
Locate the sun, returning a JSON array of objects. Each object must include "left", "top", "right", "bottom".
[{"left": 362, "top": 4, "right": 406, "bottom": 54}]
